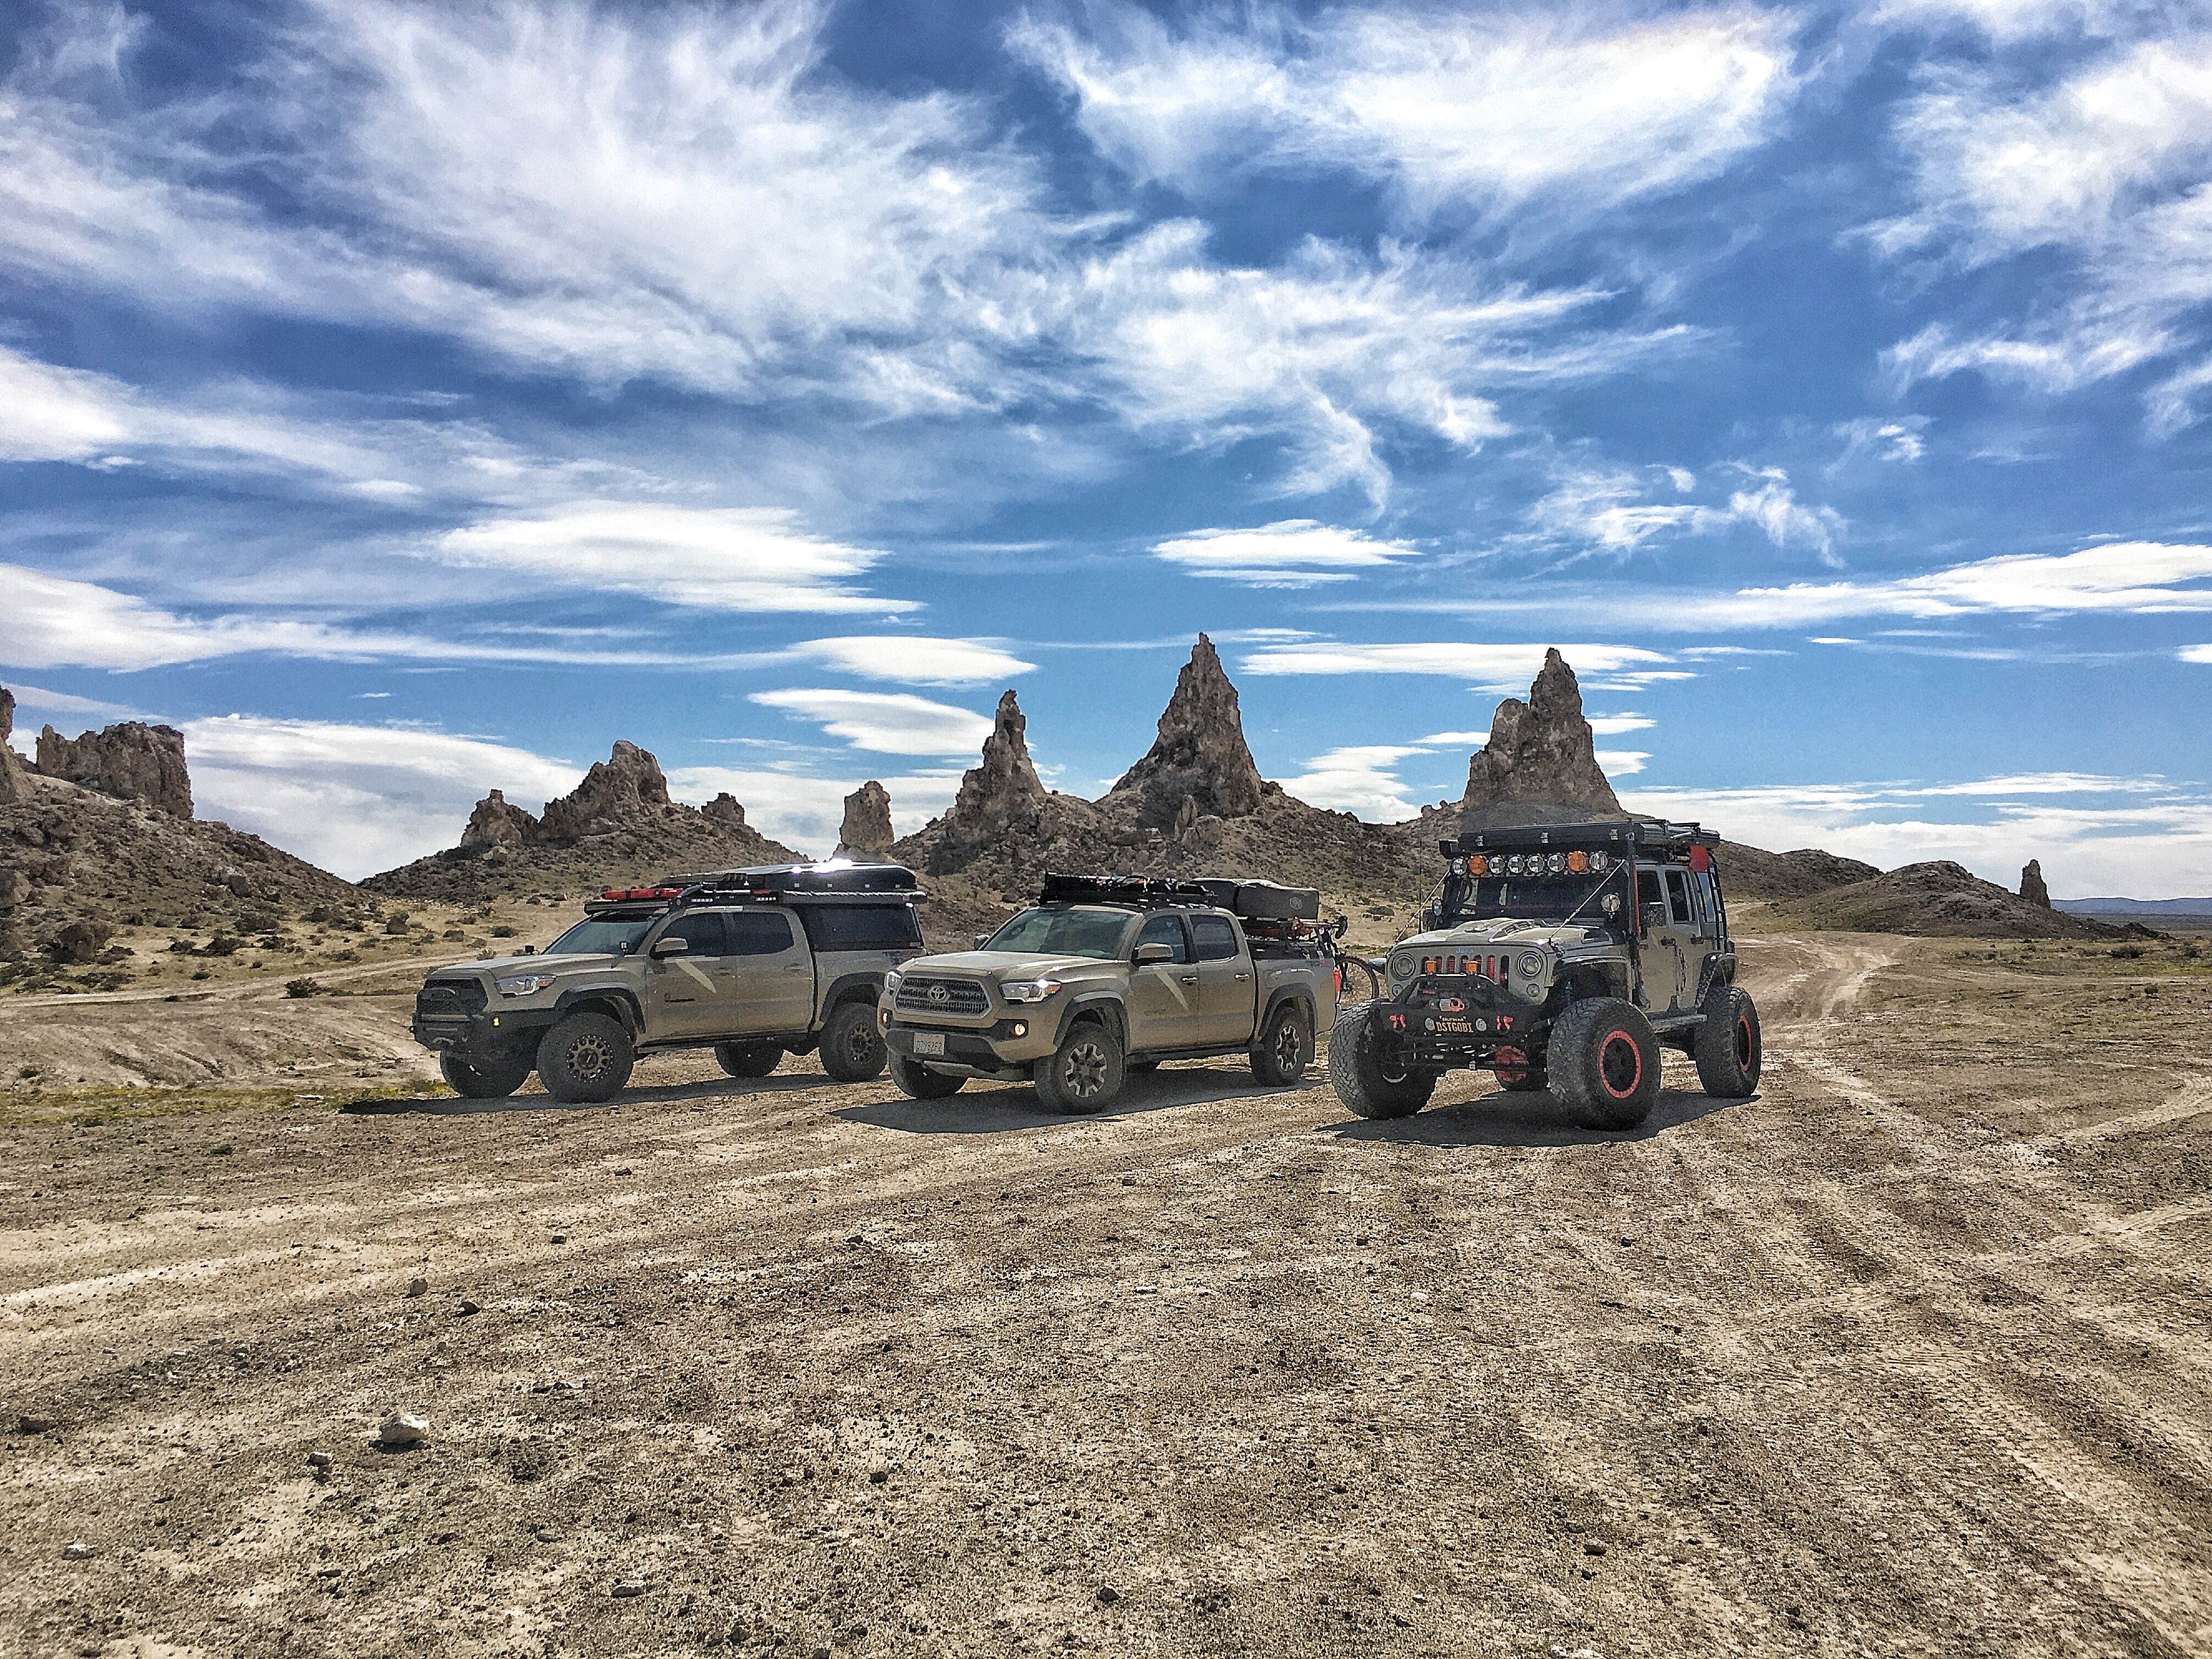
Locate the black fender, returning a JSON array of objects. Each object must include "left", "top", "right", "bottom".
[
  {"left": 552, "top": 984, "right": 645, "bottom": 1039},
  {"left": 1052, "top": 992, "right": 1126, "bottom": 1051},
  {"left": 817, "top": 970, "right": 886, "bottom": 1028},
  {"left": 1256, "top": 985, "right": 1316, "bottom": 1045}
]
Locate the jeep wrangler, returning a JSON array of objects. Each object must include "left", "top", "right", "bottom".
[
  {"left": 1329, "top": 821, "right": 1762, "bottom": 1129},
  {"left": 410, "top": 863, "right": 926, "bottom": 1103}
]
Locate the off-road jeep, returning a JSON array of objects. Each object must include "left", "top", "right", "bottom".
[
  {"left": 1329, "top": 821, "right": 1762, "bottom": 1129},
  {"left": 410, "top": 864, "right": 926, "bottom": 1103},
  {"left": 881, "top": 873, "right": 1339, "bottom": 1113}
]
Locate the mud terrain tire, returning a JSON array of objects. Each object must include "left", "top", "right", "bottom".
[
  {"left": 439, "top": 1051, "right": 532, "bottom": 1099},
  {"left": 537, "top": 1012, "right": 635, "bottom": 1104},
  {"left": 1249, "top": 1002, "right": 1311, "bottom": 1087},
  {"left": 715, "top": 1039, "right": 782, "bottom": 1079},
  {"left": 1327, "top": 1003, "right": 1435, "bottom": 1119},
  {"left": 1550, "top": 998, "right": 1659, "bottom": 1130},
  {"left": 1695, "top": 984, "right": 1763, "bottom": 1098},
  {"left": 890, "top": 1054, "right": 964, "bottom": 1099},
  {"left": 1035, "top": 1019, "right": 1125, "bottom": 1114},
  {"left": 817, "top": 1001, "right": 888, "bottom": 1082}
]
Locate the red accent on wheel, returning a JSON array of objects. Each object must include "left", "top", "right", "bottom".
[
  {"left": 1737, "top": 1015, "right": 1755, "bottom": 1068},
  {"left": 1493, "top": 1045, "right": 1531, "bottom": 1086},
  {"left": 1598, "top": 1029, "right": 1643, "bottom": 1098}
]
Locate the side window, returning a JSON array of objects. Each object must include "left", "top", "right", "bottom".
[
  {"left": 1190, "top": 915, "right": 1240, "bottom": 962},
  {"left": 726, "top": 911, "right": 798, "bottom": 956},
  {"left": 1664, "top": 870, "right": 1693, "bottom": 926},
  {"left": 659, "top": 913, "right": 729, "bottom": 956},
  {"left": 1135, "top": 914, "right": 1191, "bottom": 964},
  {"left": 1637, "top": 869, "right": 1665, "bottom": 910},
  {"left": 802, "top": 904, "right": 923, "bottom": 952},
  {"left": 1690, "top": 872, "right": 1719, "bottom": 934}
]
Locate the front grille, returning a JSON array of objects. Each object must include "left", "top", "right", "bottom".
[
  {"left": 895, "top": 975, "right": 989, "bottom": 1017},
  {"left": 416, "top": 978, "right": 487, "bottom": 1021}
]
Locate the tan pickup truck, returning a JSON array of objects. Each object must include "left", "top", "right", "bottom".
[{"left": 879, "top": 873, "right": 1338, "bottom": 1113}]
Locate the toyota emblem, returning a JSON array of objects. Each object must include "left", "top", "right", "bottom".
[{"left": 927, "top": 984, "right": 951, "bottom": 1006}]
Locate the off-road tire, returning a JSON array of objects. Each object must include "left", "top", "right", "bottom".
[
  {"left": 1550, "top": 998, "right": 1659, "bottom": 1130},
  {"left": 890, "top": 1054, "right": 964, "bottom": 1100},
  {"left": 1492, "top": 1045, "right": 1545, "bottom": 1093},
  {"left": 1249, "top": 1002, "right": 1311, "bottom": 1087},
  {"left": 1327, "top": 1003, "right": 1436, "bottom": 1119},
  {"left": 817, "top": 1000, "right": 887, "bottom": 1082},
  {"left": 1694, "top": 984, "right": 1762, "bottom": 1098},
  {"left": 439, "top": 1051, "right": 532, "bottom": 1099},
  {"left": 536, "top": 1012, "right": 635, "bottom": 1105},
  {"left": 1035, "top": 1020, "right": 1126, "bottom": 1114},
  {"left": 715, "top": 1039, "right": 782, "bottom": 1079}
]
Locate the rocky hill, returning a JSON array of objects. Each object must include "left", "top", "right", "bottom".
[
  {"left": 1714, "top": 843, "right": 1882, "bottom": 903},
  {"left": 2, "top": 695, "right": 359, "bottom": 970},
  {"left": 363, "top": 741, "right": 803, "bottom": 902},
  {"left": 1766, "top": 861, "right": 2129, "bottom": 939}
]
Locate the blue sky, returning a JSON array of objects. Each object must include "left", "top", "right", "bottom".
[{"left": 3, "top": 0, "right": 2211, "bottom": 893}]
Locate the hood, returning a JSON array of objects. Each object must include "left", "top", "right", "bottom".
[
  {"left": 1397, "top": 920, "right": 1613, "bottom": 952},
  {"left": 432, "top": 951, "right": 621, "bottom": 978},
  {"left": 903, "top": 950, "right": 1109, "bottom": 980}
]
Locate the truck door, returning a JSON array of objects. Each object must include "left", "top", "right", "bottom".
[
  {"left": 1125, "top": 913, "right": 1196, "bottom": 1052},
  {"left": 1657, "top": 868, "right": 1701, "bottom": 1013},
  {"left": 1188, "top": 914, "right": 1255, "bottom": 1045},
  {"left": 644, "top": 911, "right": 735, "bottom": 1040},
  {"left": 720, "top": 909, "right": 815, "bottom": 1036}
]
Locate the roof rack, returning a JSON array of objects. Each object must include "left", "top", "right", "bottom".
[
  {"left": 1440, "top": 819, "right": 1720, "bottom": 860},
  {"left": 582, "top": 862, "right": 923, "bottom": 916},
  {"left": 1038, "top": 872, "right": 1214, "bottom": 909}
]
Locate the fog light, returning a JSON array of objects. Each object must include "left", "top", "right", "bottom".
[{"left": 1011, "top": 1022, "right": 1027, "bottom": 1038}]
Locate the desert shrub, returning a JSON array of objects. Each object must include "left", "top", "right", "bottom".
[
  {"left": 285, "top": 977, "right": 325, "bottom": 998},
  {"left": 491, "top": 926, "right": 517, "bottom": 938}
]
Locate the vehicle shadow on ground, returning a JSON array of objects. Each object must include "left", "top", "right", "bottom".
[
  {"left": 338, "top": 1074, "right": 835, "bottom": 1116},
  {"left": 1329, "top": 1085, "right": 1750, "bottom": 1147},
  {"left": 839, "top": 1063, "right": 1301, "bottom": 1134}
]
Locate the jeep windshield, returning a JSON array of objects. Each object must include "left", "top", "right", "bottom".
[
  {"left": 981, "top": 907, "right": 1131, "bottom": 960},
  {"left": 543, "top": 916, "right": 654, "bottom": 956},
  {"left": 1438, "top": 867, "right": 1627, "bottom": 927}
]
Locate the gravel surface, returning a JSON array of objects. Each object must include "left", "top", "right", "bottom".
[{"left": 2, "top": 933, "right": 2208, "bottom": 1657}]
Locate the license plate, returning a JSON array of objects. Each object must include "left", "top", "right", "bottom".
[{"left": 913, "top": 1032, "right": 945, "bottom": 1057}]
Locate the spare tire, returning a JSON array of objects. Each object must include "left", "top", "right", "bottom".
[{"left": 715, "top": 1039, "right": 782, "bottom": 1079}]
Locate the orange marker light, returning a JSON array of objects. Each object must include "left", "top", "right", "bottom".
[{"left": 1566, "top": 850, "right": 1589, "bottom": 874}]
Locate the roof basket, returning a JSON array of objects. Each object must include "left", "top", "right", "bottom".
[{"left": 1038, "top": 872, "right": 1212, "bottom": 909}]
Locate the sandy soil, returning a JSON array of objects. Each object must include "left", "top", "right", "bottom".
[{"left": 2, "top": 932, "right": 2208, "bottom": 1658}]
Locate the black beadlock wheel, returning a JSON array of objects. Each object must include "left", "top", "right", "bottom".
[
  {"left": 715, "top": 1039, "right": 782, "bottom": 1080},
  {"left": 817, "top": 1001, "right": 888, "bottom": 1083},
  {"left": 1549, "top": 998, "right": 1659, "bottom": 1130},
  {"left": 439, "top": 1051, "right": 532, "bottom": 1100},
  {"left": 1035, "top": 1020, "right": 1126, "bottom": 1114},
  {"left": 1249, "top": 1003, "right": 1311, "bottom": 1087},
  {"left": 535, "top": 1012, "right": 635, "bottom": 1105},
  {"left": 890, "top": 1054, "right": 965, "bottom": 1100},
  {"left": 1694, "top": 984, "right": 1763, "bottom": 1098},
  {"left": 1325, "top": 1003, "right": 1435, "bottom": 1120}
]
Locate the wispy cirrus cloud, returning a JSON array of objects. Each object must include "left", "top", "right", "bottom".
[
  {"left": 1151, "top": 520, "right": 1424, "bottom": 586},
  {"left": 747, "top": 688, "right": 995, "bottom": 755}
]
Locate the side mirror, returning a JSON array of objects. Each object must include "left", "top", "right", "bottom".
[
  {"left": 651, "top": 936, "right": 690, "bottom": 959},
  {"left": 1134, "top": 942, "right": 1174, "bottom": 965},
  {"left": 975, "top": 933, "right": 992, "bottom": 950}
]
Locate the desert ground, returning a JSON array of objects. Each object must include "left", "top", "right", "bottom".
[{"left": 2, "top": 927, "right": 2208, "bottom": 1658}]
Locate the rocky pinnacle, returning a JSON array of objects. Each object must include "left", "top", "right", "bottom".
[
  {"left": 837, "top": 781, "right": 894, "bottom": 857},
  {"left": 35, "top": 719, "right": 195, "bottom": 819},
  {"left": 2019, "top": 860, "right": 2052, "bottom": 910},
  {"left": 1459, "top": 648, "right": 1623, "bottom": 830},
  {"left": 1111, "top": 634, "right": 1265, "bottom": 830}
]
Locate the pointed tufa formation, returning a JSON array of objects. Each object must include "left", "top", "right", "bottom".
[
  {"left": 1108, "top": 634, "right": 1265, "bottom": 830},
  {"left": 2019, "top": 859, "right": 2052, "bottom": 910},
  {"left": 35, "top": 719, "right": 194, "bottom": 819},
  {"left": 460, "top": 788, "right": 539, "bottom": 848},
  {"left": 941, "top": 690, "right": 1051, "bottom": 851},
  {"left": 836, "top": 781, "right": 894, "bottom": 858},
  {"left": 0, "top": 688, "right": 23, "bottom": 805},
  {"left": 702, "top": 793, "right": 749, "bottom": 831},
  {"left": 1459, "top": 648, "right": 1623, "bottom": 831},
  {"left": 535, "top": 740, "right": 672, "bottom": 842}
]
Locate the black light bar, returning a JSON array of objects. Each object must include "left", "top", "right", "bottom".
[{"left": 1439, "top": 819, "right": 1718, "bottom": 859}]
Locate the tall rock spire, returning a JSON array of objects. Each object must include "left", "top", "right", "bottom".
[
  {"left": 1459, "top": 648, "right": 1623, "bottom": 830},
  {"left": 941, "top": 690, "right": 1048, "bottom": 847},
  {"left": 836, "top": 781, "right": 894, "bottom": 857},
  {"left": 1111, "top": 634, "right": 1265, "bottom": 830}
]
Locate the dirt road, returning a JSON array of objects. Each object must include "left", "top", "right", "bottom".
[{"left": 3, "top": 933, "right": 2208, "bottom": 1657}]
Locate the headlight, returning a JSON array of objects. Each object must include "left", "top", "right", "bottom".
[
  {"left": 1388, "top": 953, "right": 1414, "bottom": 981},
  {"left": 495, "top": 973, "right": 555, "bottom": 997},
  {"left": 883, "top": 970, "right": 902, "bottom": 996},
  {"left": 1000, "top": 979, "right": 1062, "bottom": 1004},
  {"left": 1516, "top": 950, "right": 1544, "bottom": 977}
]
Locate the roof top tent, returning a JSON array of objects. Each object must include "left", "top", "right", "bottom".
[
  {"left": 1037, "top": 872, "right": 1215, "bottom": 909},
  {"left": 1441, "top": 820, "right": 1720, "bottom": 861}
]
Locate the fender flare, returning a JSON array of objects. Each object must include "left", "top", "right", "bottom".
[
  {"left": 552, "top": 984, "right": 645, "bottom": 1039},
  {"left": 1257, "top": 985, "right": 1317, "bottom": 1043},
  {"left": 1052, "top": 993, "right": 1126, "bottom": 1051},
  {"left": 817, "top": 970, "right": 885, "bottom": 1026}
]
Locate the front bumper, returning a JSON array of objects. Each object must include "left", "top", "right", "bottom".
[
  {"left": 1384, "top": 973, "right": 1548, "bottom": 1064},
  {"left": 410, "top": 1006, "right": 555, "bottom": 1056},
  {"left": 882, "top": 1008, "right": 1055, "bottom": 1074}
]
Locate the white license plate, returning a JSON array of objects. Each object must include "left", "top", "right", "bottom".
[{"left": 912, "top": 1032, "right": 945, "bottom": 1057}]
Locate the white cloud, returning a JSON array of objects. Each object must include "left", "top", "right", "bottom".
[
  {"left": 1151, "top": 520, "right": 1424, "bottom": 586},
  {"left": 1594, "top": 749, "right": 1652, "bottom": 776},
  {"left": 747, "top": 689, "right": 994, "bottom": 755},
  {"left": 1236, "top": 641, "right": 1675, "bottom": 678},
  {"left": 1876, "top": 0, "right": 2177, "bottom": 42},
  {"left": 1415, "top": 729, "right": 1492, "bottom": 747},
  {"left": 793, "top": 636, "right": 1034, "bottom": 685},
  {"left": 179, "top": 715, "right": 581, "bottom": 881},
  {"left": 1528, "top": 460, "right": 1843, "bottom": 561},
  {"left": 2183, "top": 644, "right": 2212, "bottom": 662},
  {"left": 1012, "top": 4, "right": 1797, "bottom": 224},
  {"left": 428, "top": 504, "right": 913, "bottom": 615},
  {"left": 1274, "top": 744, "right": 1434, "bottom": 820}
]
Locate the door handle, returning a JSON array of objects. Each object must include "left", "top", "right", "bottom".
[
  {"left": 1233, "top": 972, "right": 1250, "bottom": 981},
  {"left": 782, "top": 965, "right": 809, "bottom": 974},
  {"left": 1180, "top": 973, "right": 1198, "bottom": 985}
]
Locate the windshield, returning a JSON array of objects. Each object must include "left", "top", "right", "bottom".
[
  {"left": 1439, "top": 866, "right": 1627, "bottom": 927},
  {"left": 543, "top": 916, "right": 653, "bottom": 956},
  {"left": 983, "top": 907, "right": 1131, "bottom": 960}
]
